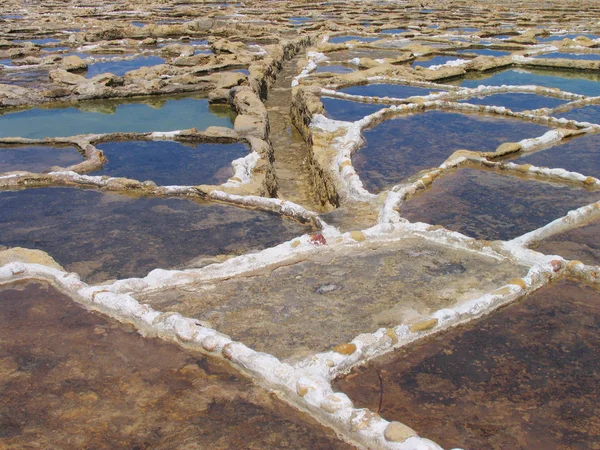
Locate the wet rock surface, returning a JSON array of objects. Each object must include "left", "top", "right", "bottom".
[
  {"left": 334, "top": 280, "right": 600, "bottom": 450},
  {"left": 139, "top": 237, "right": 525, "bottom": 360},
  {"left": 0, "top": 281, "right": 350, "bottom": 449}
]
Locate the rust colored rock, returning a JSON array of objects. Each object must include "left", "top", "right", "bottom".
[
  {"left": 409, "top": 318, "right": 438, "bottom": 333},
  {"left": 333, "top": 343, "right": 357, "bottom": 355}
]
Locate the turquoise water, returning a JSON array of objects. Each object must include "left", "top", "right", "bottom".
[
  {"left": 0, "top": 188, "right": 310, "bottom": 283},
  {"left": 0, "top": 145, "right": 84, "bottom": 173},
  {"left": 0, "top": 96, "right": 235, "bottom": 138},
  {"left": 85, "top": 56, "right": 166, "bottom": 78},
  {"left": 556, "top": 105, "right": 600, "bottom": 123},
  {"left": 355, "top": 111, "right": 550, "bottom": 192},
  {"left": 94, "top": 140, "right": 248, "bottom": 185},
  {"left": 454, "top": 69, "right": 600, "bottom": 96},
  {"left": 321, "top": 96, "right": 384, "bottom": 121},
  {"left": 459, "top": 92, "right": 567, "bottom": 111}
]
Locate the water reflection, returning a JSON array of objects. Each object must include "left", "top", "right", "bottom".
[
  {"left": 400, "top": 168, "right": 600, "bottom": 240},
  {"left": 94, "top": 140, "right": 248, "bottom": 186},
  {"left": 452, "top": 68, "right": 600, "bottom": 96},
  {"left": 0, "top": 145, "right": 84, "bottom": 173},
  {"left": 355, "top": 111, "right": 550, "bottom": 192},
  {"left": 0, "top": 95, "right": 235, "bottom": 138},
  {"left": 0, "top": 188, "right": 310, "bottom": 283}
]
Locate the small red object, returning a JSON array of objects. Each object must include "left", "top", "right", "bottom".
[
  {"left": 550, "top": 260, "right": 562, "bottom": 273},
  {"left": 309, "top": 233, "right": 326, "bottom": 246}
]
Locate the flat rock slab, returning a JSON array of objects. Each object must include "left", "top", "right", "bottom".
[
  {"left": 139, "top": 237, "right": 525, "bottom": 361},
  {"left": 355, "top": 111, "right": 550, "bottom": 192},
  {"left": 0, "top": 188, "right": 310, "bottom": 283},
  {"left": 0, "top": 95, "right": 234, "bottom": 139},
  {"left": 0, "top": 281, "right": 350, "bottom": 449},
  {"left": 94, "top": 140, "right": 248, "bottom": 186},
  {"left": 401, "top": 168, "right": 600, "bottom": 241},
  {"left": 0, "top": 144, "right": 83, "bottom": 173},
  {"left": 334, "top": 280, "right": 600, "bottom": 450},
  {"left": 533, "top": 218, "right": 600, "bottom": 266}
]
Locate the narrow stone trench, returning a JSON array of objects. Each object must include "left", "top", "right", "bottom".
[{"left": 265, "top": 56, "right": 325, "bottom": 213}]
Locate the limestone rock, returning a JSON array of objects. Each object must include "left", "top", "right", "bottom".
[
  {"left": 141, "top": 37, "right": 157, "bottom": 46},
  {"left": 161, "top": 43, "right": 195, "bottom": 58},
  {"left": 12, "top": 56, "right": 41, "bottom": 66},
  {"left": 234, "top": 114, "right": 267, "bottom": 139},
  {"left": 216, "top": 71, "right": 246, "bottom": 89},
  {"left": 0, "top": 247, "right": 64, "bottom": 270},
  {"left": 74, "top": 82, "right": 108, "bottom": 96},
  {"left": 208, "top": 88, "right": 231, "bottom": 104},
  {"left": 61, "top": 55, "right": 87, "bottom": 72},
  {"left": 384, "top": 422, "right": 418, "bottom": 443},
  {"left": 49, "top": 68, "right": 86, "bottom": 85},
  {"left": 89, "top": 73, "right": 124, "bottom": 87},
  {"left": 184, "top": 18, "right": 214, "bottom": 31},
  {"left": 0, "top": 83, "right": 35, "bottom": 105},
  {"left": 172, "top": 53, "right": 212, "bottom": 67},
  {"left": 467, "top": 55, "right": 512, "bottom": 72},
  {"left": 212, "top": 39, "right": 246, "bottom": 55},
  {"left": 42, "top": 86, "right": 73, "bottom": 98},
  {"left": 409, "top": 318, "right": 438, "bottom": 332}
]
